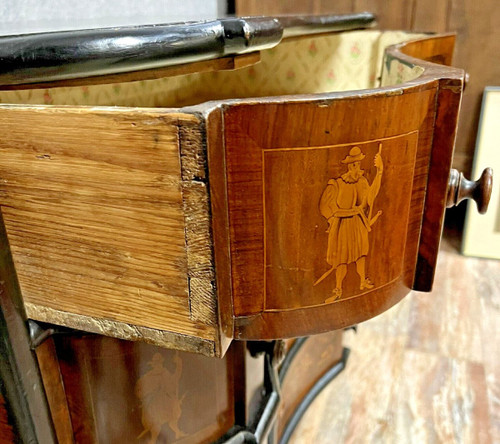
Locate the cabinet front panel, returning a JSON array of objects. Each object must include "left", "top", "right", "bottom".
[{"left": 53, "top": 336, "right": 235, "bottom": 444}]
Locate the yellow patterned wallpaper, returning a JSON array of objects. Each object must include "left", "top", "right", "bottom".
[{"left": 0, "top": 30, "right": 425, "bottom": 108}]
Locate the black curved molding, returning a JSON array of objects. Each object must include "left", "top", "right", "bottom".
[
  {"left": 0, "top": 13, "right": 375, "bottom": 85},
  {"left": 278, "top": 348, "right": 350, "bottom": 444},
  {"left": 278, "top": 337, "right": 308, "bottom": 383}
]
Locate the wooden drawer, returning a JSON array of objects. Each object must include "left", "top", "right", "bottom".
[{"left": 0, "top": 26, "right": 487, "bottom": 357}]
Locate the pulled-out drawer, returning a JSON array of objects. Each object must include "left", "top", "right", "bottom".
[{"left": 0, "top": 20, "right": 492, "bottom": 357}]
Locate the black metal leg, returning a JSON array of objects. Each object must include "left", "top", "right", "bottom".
[{"left": 218, "top": 341, "right": 283, "bottom": 444}]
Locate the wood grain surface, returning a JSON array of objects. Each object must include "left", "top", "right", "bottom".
[
  {"left": 35, "top": 338, "right": 75, "bottom": 444},
  {"left": 400, "top": 34, "right": 456, "bottom": 67},
  {"left": 0, "top": 107, "right": 219, "bottom": 355},
  {"left": 206, "top": 107, "right": 235, "bottom": 355},
  {"left": 222, "top": 87, "right": 436, "bottom": 339}
]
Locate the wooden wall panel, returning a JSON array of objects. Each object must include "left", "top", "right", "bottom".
[
  {"left": 317, "top": 0, "right": 354, "bottom": 13},
  {"left": 354, "top": 0, "right": 413, "bottom": 29},
  {"left": 235, "top": 0, "right": 500, "bottom": 175},
  {"left": 411, "top": 0, "right": 450, "bottom": 32},
  {"left": 236, "top": 0, "right": 354, "bottom": 15},
  {"left": 448, "top": 0, "right": 500, "bottom": 172}
]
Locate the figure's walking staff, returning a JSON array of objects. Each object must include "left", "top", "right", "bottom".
[{"left": 368, "top": 144, "right": 383, "bottom": 225}]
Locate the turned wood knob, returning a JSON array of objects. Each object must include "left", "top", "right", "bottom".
[{"left": 446, "top": 168, "right": 493, "bottom": 214}]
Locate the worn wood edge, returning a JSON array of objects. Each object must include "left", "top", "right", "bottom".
[
  {"left": 385, "top": 33, "right": 463, "bottom": 83},
  {"left": 413, "top": 77, "right": 464, "bottom": 291},
  {"left": 0, "top": 104, "right": 183, "bottom": 117},
  {"left": 0, "top": 52, "right": 261, "bottom": 91},
  {"left": 177, "top": 114, "right": 218, "bottom": 332},
  {"left": 205, "top": 106, "right": 235, "bottom": 356},
  {"left": 392, "top": 34, "right": 464, "bottom": 291},
  {"left": 24, "top": 303, "right": 217, "bottom": 357},
  {"left": 234, "top": 279, "right": 409, "bottom": 339}
]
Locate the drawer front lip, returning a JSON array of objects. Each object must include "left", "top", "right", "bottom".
[
  {"left": 413, "top": 78, "right": 463, "bottom": 291},
  {"left": 234, "top": 279, "right": 409, "bottom": 340}
]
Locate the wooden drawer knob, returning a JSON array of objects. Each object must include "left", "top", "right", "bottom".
[{"left": 446, "top": 168, "right": 493, "bottom": 214}]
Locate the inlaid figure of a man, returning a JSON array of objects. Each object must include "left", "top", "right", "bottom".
[{"left": 317, "top": 145, "right": 383, "bottom": 302}]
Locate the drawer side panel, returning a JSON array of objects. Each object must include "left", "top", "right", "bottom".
[{"left": 0, "top": 106, "right": 218, "bottom": 355}]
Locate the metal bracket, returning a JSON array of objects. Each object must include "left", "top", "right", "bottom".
[
  {"left": 28, "top": 319, "right": 84, "bottom": 349},
  {"left": 217, "top": 341, "right": 283, "bottom": 444},
  {"left": 247, "top": 340, "right": 286, "bottom": 367},
  {"left": 344, "top": 324, "right": 358, "bottom": 333},
  {"left": 219, "top": 338, "right": 350, "bottom": 444}
]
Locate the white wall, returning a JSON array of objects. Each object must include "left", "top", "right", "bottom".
[{"left": 0, "top": 0, "right": 227, "bottom": 35}]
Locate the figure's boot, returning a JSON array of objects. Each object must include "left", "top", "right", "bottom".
[
  {"left": 325, "top": 287, "right": 342, "bottom": 303},
  {"left": 360, "top": 278, "right": 374, "bottom": 290}
]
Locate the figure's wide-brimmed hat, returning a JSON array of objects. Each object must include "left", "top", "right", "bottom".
[{"left": 341, "top": 146, "right": 365, "bottom": 164}]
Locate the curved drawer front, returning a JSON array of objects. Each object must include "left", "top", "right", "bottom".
[{"left": 211, "top": 66, "right": 461, "bottom": 340}]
